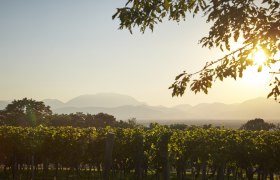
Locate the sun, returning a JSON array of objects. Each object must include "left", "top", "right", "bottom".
[{"left": 252, "top": 49, "right": 267, "bottom": 66}]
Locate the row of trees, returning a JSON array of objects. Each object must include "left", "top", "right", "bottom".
[
  {"left": 0, "top": 98, "right": 138, "bottom": 128},
  {"left": 0, "top": 125, "right": 280, "bottom": 179},
  {"left": 0, "top": 98, "right": 279, "bottom": 131},
  {"left": 47, "top": 113, "right": 138, "bottom": 128},
  {"left": 169, "top": 118, "right": 279, "bottom": 131}
]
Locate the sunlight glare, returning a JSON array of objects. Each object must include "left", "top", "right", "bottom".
[{"left": 252, "top": 49, "right": 267, "bottom": 66}]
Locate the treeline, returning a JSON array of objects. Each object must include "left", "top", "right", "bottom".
[
  {"left": 0, "top": 98, "right": 139, "bottom": 128},
  {"left": 49, "top": 113, "right": 139, "bottom": 128},
  {"left": 1, "top": 98, "right": 279, "bottom": 131},
  {"left": 1, "top": 111, "right": 139, "bottom": 129},
  {"left": 0, "top": 126, "right": 280, "bottom": 179}
]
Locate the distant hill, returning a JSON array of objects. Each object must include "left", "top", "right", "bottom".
[
  {"left": 54, "top": 105, "right": 191, "bottom": 120},
  {"left": 173, "top": 97, "right": 280, "bottom": 120},
  {"left": 50, "top": 95, "right": 280, "bottom": 121},
  {"left": 65, "top": 93, "right": 144, "bottom": 108},
  {"left": 173, "top": 104, "right": 193, "bottom": 111},
  {"left": 43, "top": 99, "right": 65, "bottom": 109},
  {"left": 1, "top": 94, "right": 280, "bottom": 121},
  {"left": 229, "top": 97, "right": 280, "bottom": 120}
]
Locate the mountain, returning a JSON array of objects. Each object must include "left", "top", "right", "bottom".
[
  {"left": 173, "top": 104, "right": 193, "bottom": 111},
  {"left": 173, "top": 97, "right": 280, "bottom": 120},
  {"left": 228, "top": 97, "right": 280, "bottom": 120},
  {"left": 43, "top": 99, "right": 65, "bottom": 109},
  {"left": 65, "top": 93, "right": 144, "bottom": 108},
  {"left": 1, "top": 94, "right": 280, "bottom": 122},
  {"left": 53, "top": 105, "right": 191, "bottom": 120},
  {"left": 51, "top": 95, "right": 280, "bottom": 121}
]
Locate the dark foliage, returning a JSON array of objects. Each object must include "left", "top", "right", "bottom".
[{"left": 240, "top": 118, "right": 276, "bottom": 131}]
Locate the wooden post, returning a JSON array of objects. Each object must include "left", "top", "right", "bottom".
[
  {"left": 31, "top": 155, "right": 34, "bottom": 180},
  {"left": 54, "top": 162, "right": 58, "bottom": 180},
  {"left": 135, "top": 134, "right": 144, "bottom": 180},
  {"left": 217, "top": 164, "right": 225, "bottom": 180},
  {"left": 201, "top": 161, "right": 207, "bottom": 180},
  {"left": 269, "top": 171, "right": 274, "bottom": 180},
  {"left": 103, "top": 132, "right": 115, "bottom": 180},
  {"left": 160, "top": 133, "right": 170, "bottom": 180},
  {"left": 12, "top": 155, "right": 17, "bottom": 180}
]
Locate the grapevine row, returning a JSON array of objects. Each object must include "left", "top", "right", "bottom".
[{"left": 0, "top": 125, "right": 279, "bottom": 179}]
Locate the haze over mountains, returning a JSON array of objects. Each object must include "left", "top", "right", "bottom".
[{"left": 1, "top": 93, "right": 279, "bottom": 121}]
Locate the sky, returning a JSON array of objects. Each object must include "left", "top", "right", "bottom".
[{"left": 0, "top": 0, "right": 273, "bottom": 106}]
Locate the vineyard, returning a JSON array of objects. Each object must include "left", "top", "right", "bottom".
[{"left": 0, "top": 126, "right": 280, "bottom": 179}]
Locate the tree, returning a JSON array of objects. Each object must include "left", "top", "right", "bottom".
[
  {"left": 46, "top": 112, "right": 119, "bottom": 128},
  {"left": 169, "top": 123, "right": 188, "bottom": 130},
  {"left": 48, "top": 113, "right": 72, "bottom": 127},
  {"left": 93, "top": 113, "right": 117, "bottom": 128},
  {"left": 113, "top": 0, "right": 280, "bottom": 101},
  {"left": 127, "top": 117, "right": 138, "bottom": 128},
  {"left": 1, "top": 98, "right": 52, "bottom": 126},
  {"left": 240, "top": 118, "right": 276, "bottom": 131},
  {"left": 84, "top": 113, "right": 95, "bottom": 127},
  {"left": 0, "top": 111, "right": 5, "bottom": 125},
  {"left": 69, "top": 112, "right": 87, "bottom": 127}
]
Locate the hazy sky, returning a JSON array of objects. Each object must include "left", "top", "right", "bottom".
[{"left": 0, "top": 0, "right": 272, "bottom": 106}]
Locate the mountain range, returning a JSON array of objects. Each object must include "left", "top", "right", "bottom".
[{"left": 1, "top": 93, "right": 279, "bottom": 121}]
